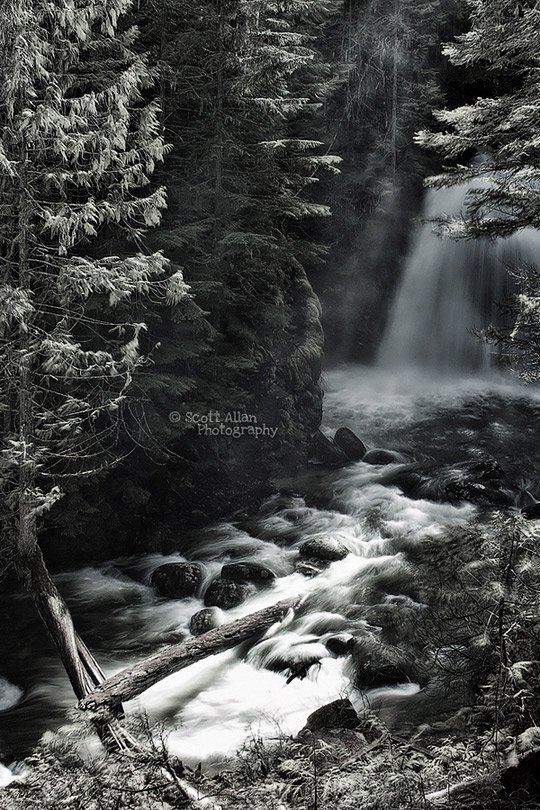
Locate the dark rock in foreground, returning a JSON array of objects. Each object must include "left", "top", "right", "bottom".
[
  {"left": 204, "top": 578, "right": 248, "bottom": 609},
  {"left": 303, "top": 699, "right": 360, "bottom": 732},
  {"left": 334, "top": 428, "right": 367, "bottom": 461},
  {"left": 502, "top": 750, "right": 540, "bottom": 799},
  {"left": 151, "top": 562, "right": 202, "bottom": 599},
  {"left": 299, "top": 537, "right": 348, "bottom": 562}
]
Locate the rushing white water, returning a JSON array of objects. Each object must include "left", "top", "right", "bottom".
[
  {"left": 0, "top": 679, "right": 22, "bottom": 714},
  {"left": 378, "top": 183, "right": 540, "bottom": 375},
  {"left": 1, "top": 367, "right": 539, "bottom": 774},
  {"left": 0, "top": 680, "right": 24, "bottom": 787},
  {"left": 0, "top": 764, "right": 16, "bottom": 788}
]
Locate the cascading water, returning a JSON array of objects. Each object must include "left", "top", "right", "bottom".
[{"left": 378, "top": 183, "right": 540, "bottom": 376}]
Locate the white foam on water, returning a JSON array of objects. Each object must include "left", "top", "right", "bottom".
[{"left": 0, "top": 678, "right": 22, "bottom": 712}]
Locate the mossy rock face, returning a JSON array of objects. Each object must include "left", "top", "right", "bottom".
[
  {"left": 522, "top": 502, "right": 540, "bottom": 520},
  {"left": 151, "top": 562, "right": 202, "bottom": 599}
]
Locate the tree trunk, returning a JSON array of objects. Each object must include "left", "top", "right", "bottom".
[
  {"left": 15, "top": 123, "right": 110, "bottom": 720},
  {"left": 80, "top": 596, "right": 301, "bottom": 714},
  {"left": 17, "top": 546, "right": 101, "bottom": 698}
]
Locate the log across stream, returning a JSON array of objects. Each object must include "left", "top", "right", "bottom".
[{"left": 1, "top": 366, "right": 540, "bottom": 773}]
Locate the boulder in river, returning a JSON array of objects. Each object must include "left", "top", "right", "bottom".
[
  {"left": 445, "top": 479, "right": 514, "bottom": 507},
  {"left": 151, "top": 562, "right": 202, "bottom": 599},
  {"left": 309, "top": 430, "right": 349, "bottom": 467},
  {"left": 221, "top": 562, "right": 275, "bottom": 586},
  {"left": 189, "top": 607, "right": 224, "bottom": 636},
  {"left": 334, "top": 428, "right": 367, "bottom": 461},
  {"left": 363, "top": 448, "right": 411, "bottom": 466},
  {"left": 352, "top": 638, "right": 427, "bottom": 689},
  {"left": 299, "top": 537, "right": 348, "bottom": 562},
  {"left": 303, "top": 699, "right": 360, "bottom": 732},
  {"left": 203, "top": 578, "right": 248, "bottom": 610},
  {"left": 384, "top": 469, "right": 424, "bottom": 497},
  {"left": 325, "top": 633, "right": 355, "bottom": 657}
]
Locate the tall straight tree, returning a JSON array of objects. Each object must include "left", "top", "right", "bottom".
[{"left": 0, "top": 0, "right": 186, "bottom": 701}]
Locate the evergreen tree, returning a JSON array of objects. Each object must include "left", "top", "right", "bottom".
[
  {"left": 417, "top": 0, "right": 540, "bottom": 379},
  {"left": 133, "top": 0, "right": 338, "bottom": 479},
  {"left": 0, "top": 0, "right": 185, "bottom": 703}
]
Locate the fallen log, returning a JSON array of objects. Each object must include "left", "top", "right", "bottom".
[{"left": 79, "top": 596, "right": 301, "bottom": 714}]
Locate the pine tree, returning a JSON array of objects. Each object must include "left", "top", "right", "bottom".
[
  {"left": 415, "top": 1, "right": 540, "bottom": 379},
  {"left": 0, "top": 0, "right": 186, "bottom": 705},
  {"left": 134, "top": 0, "right": 338, "bottom": 474}
]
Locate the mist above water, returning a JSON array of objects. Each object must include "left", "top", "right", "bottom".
[{"left": 378, "top": 183, "right": 540, "bottom": 377}]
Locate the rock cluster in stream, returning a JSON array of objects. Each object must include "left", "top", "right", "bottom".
[
  {"left": 310, "top": 425, "right": 540, "bottom": 514},
  {"left": 145, "top": 422, "right": 540, "bottom": 713}
]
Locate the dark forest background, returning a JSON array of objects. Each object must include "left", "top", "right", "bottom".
[{"left": 38, "top": 0, "right": 480, "bottom": 567}]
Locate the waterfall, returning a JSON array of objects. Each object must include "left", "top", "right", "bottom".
[{"left": 377, "top": 183, "right": 540, "bottom": 376}]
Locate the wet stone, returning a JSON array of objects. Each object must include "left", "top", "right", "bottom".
[
  {"left": 203, "top": 578, "right": 248, "bottom": 610},
  {"left": 363, "top": 448, "right": 410, "bottom": 466},
  {"left": 189, "top": 607, "right": 224, "bottom": 636},
  {"left": 334, "top": 427, "right": 367, "bottom": 461},
  {"left": 299, "top": 537, "right": 348, "bottom": 562},
  {"left": 221, "top": 562, "right": 275, "bottom": 586},
  {"left": 151, "top": 562, "right": 202, "bottom": 599},
  {"left": 295, "top": 557, "right": 329, "bottom": 578}
]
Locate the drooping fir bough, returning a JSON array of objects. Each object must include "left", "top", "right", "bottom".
[
  {"left": 139, "top": 0, "right": 341, "bottom": 407},
  {"left": 416, "top": 0, "right": 540, "bottom": 380},
  {"left": 0, "top": 0, "right": 188, "bottom": 704}
]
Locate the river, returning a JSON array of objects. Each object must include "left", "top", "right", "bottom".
[{"left": 1, "top": 365, "right": 539, "bottom": 779}]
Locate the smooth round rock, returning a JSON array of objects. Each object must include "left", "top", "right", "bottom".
[
  {"left": 151, "top": 562, "right": 202, "bottom": 599},
  {"left": 299, "top": 537, "right": 348, "bottom": 562},
  {"left": 189, "top": 607, "right": 224, "bottom": 636},
  {"left": 203, "top": 578, "right": 248, "bottom": 610},
  {"left": 221, "top": 562, "right": 275, "bottom": 585},
  {"left": 334, "top": 428, "right": 367, "bottom": 461},
  {"left": 363, "top": 448, "right": 410, "bottom": 466}
]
